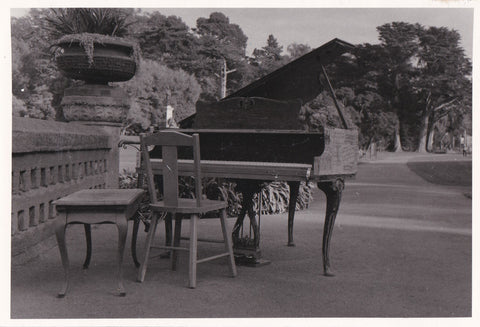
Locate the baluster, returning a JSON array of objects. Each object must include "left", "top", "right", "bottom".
[
  {"left": 65, "top": 164, "right": 71, "bottom": 182},
  {"left": 29, "top": 205, "right": 38, "bottom": 227},
  {"left": 31, "top": 168, "right": 39, "bottom": 189},
  {"left": 50, "top": 166, "right": 57, "bottom": 185},
  {"left": 12, "top": 171, "right": 20, "bottom": 195},
  {"left": 39, "top": 203, "right": 46, "bottom": 223},
  {"left": 18, "top": 210, "right": 27, "bottom": 231},
  {"left": 58, "top": 165, "right": 64, "bottom": 183}
]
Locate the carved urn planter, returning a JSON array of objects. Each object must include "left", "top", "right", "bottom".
[
  {"left": 53, "top": 34, "right": 138, "bottom": 124},
  {"left": 55, "top": 37, "right": 137, "bottom": 84}
]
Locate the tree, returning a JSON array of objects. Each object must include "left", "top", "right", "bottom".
[
  {"left": 338, "top": 22, "right": 472, "bottom": 152},
  {"left": 251, "top": 34, "right": 289, "bottom": 78},
  {"left": 324, "top": 43, "right": 398, "bottom": 151},
  {"left": 194, "top": 12, "right": 249, "bottom": 98},
  {"left": 118, "top": 59, "right": 201, "bottom": 133},
  {"left": 373, "top": 22, "right": 472, "bottom": 152},
  {"left": 129, "top": 11, "right": 198, "bottom": 71},
  {"left": 11, "top": 11, "right": 60, "bottom": 120},
  {"left": 414, "top": 26, "right": 472, "bottom": 152},
  {"left": 131, "top": 11, "right": 251, "bottom": 100},
  {"left": 374, "top": 22, "right": 424, "bottom": 151},
  {"left": 287, "top": 42, "right": 311, "bottom": 59},
  {"left": 299, "top": 90, "right": 357, "bottom": 133}
]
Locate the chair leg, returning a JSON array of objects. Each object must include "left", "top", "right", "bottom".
[
  {"left": 137, "top": 212, "right": 160, "bottom": 283},
  {"left": 171, "top": 215, "right": 182, "bottom": 271},
  {"left": 220, "top": 209, "right": 237, "bottom": 277},
  {"left": 164, "top": 214, "right": 172, "bottom": 257},
  {"left": 188, "top": 214, "right": 199, "bottom": 288}
]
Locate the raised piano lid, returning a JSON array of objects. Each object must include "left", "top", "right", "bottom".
[
  {"left": 178, "top": 38, "right": 354, "bottom": 128},
  {"left": 225, "top": 38, "right": 355, "bottom": 104}
]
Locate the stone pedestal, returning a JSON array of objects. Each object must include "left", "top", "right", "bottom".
[
  {"left": 62, "top": 84, "right": 130, "bottom": 188},
  {"left": 62, "top": 85, "right": 129, "bottom": 124}
]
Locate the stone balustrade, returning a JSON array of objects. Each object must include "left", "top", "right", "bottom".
[{"left": 11, "top": 117, "right": 117, "bottom": 264}]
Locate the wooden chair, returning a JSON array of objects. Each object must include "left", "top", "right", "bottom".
[{"left": 136, "top": 130, "right": 237, "bottom": 288}]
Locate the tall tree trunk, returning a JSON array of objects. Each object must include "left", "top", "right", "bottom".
[
  {"left": 219, "top": 57, "right": 236, "bottom": 99},
  {"left": 427, "top": 128, "right": 435, "bottom": 152},
  {"left": 417, "top": 113, "right": 429, "bottom": 153},
  {"left": 220, "top": 58, "right": 227, "bottom": 98},
  {"left": 393, "top": 120, "right": 403, "bottom": 152}
]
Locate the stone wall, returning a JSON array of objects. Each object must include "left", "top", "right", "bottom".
[{"left": 11, "top": 117, "right": 116, "bottom": 264}]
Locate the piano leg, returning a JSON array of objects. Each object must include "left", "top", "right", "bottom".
[
  {"left": 317, "top": 179, "right": 344, "bottom": 277},
  {"left": 287, "top": 181, "right": 300, "bottom": 247}
]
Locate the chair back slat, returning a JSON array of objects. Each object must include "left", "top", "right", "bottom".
[
  {"left": 140, "top": 131, "right": 202, "bottom": 207},
  {"left": 162, "top": 146, "right": 179, "bottom": 207}
]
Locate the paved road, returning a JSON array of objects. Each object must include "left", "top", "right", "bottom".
[{"left": 9, "top": 153, "right": 472, "bottom": 320}]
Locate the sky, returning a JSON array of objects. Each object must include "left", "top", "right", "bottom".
[{"left": 8, "top": 4, "right": 475, "bottom": 58}]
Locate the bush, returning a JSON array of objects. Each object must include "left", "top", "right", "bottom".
[
  {"left": 253, "top": 181, "right": 314, "bottom": 215},
  {"left": 119, "top": 170, "right": 313, "bottom": 218},
  {"left": 119, "top": 59, "right": 201, "bottom": 132}
]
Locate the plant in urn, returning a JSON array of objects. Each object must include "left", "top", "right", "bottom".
[{"left": 46, "top": 8, "right": 139, "bottom": 125}]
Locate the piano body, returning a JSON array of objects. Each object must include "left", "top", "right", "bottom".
[{"left": 149, "top": 38, "right": 358, "bottom": 275}]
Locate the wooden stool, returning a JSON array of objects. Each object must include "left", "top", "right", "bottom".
[{"left": 53, "top": 188, "right": 144, "bottom": 297}]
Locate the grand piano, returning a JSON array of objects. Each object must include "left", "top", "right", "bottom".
[{"left": 143, "top": 38, "right": 358, "bottom": 276}]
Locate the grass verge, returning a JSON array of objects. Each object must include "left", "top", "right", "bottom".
[{"left": 406, "top": 161, "right": 472, "bottom": 187}]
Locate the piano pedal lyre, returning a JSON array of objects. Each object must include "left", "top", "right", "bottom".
[{"left": 233, "top": 190, "right": 271, "bottom": 267}]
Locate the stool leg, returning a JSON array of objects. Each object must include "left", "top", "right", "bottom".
[
  {"left": 83, "top": 224, "right": 92, "bottom": 269},
  {"left": 131, "top": 217, "right": 140, "bottom": 268},
  {"left": 171, "top": 215, "right": 182, "bottom": 271},
  {"left": 137, "top": 212, "right": 160, "bottom": 282},
  {"left": 55, "top": 212, "right": 69, "bottom": 298},
  {"left": 116, "top": 216, "right": 128, "bottom": 296},
  {"left": 188, "top": 214, "right": 199, "bottom": 288},
  {"left": 220, "top": 209, "right": 237, "bottom": 277}
]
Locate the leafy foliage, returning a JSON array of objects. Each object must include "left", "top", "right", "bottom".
[
  {"left": 287, "top": 43, "right": 312, "bottom": 59},
  {"left": 129, "top": 11, "right": 251, "bottom": 101},
  {"left": 299, "top": 90, "right": 357, "bottom": 132},
  {"left": 253, "top": 182, "right": 313, "bottom": 215},
  {"left": 372, "top": 22, "right": 471, "bottom": 152},
  {"left": 118, "top": 59, "right": 201, "bottom": 132},
  {"left": 43, "top": 9, "right": 140, "bottom": 67},
  {"left": 250, "top": 34, "right": 289, "bottom": 79},
  {"left": 130, "top": 12, "right": 198, "bottom": 71},
  {"left": 194, "top": 12, "right": 250, "bottom": 97},
  {"left": 43, "top": 8, "right": 134, "bottom": 38},
  {"left": 11, "top": 34, "right": 58, "bottom": 119}
]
